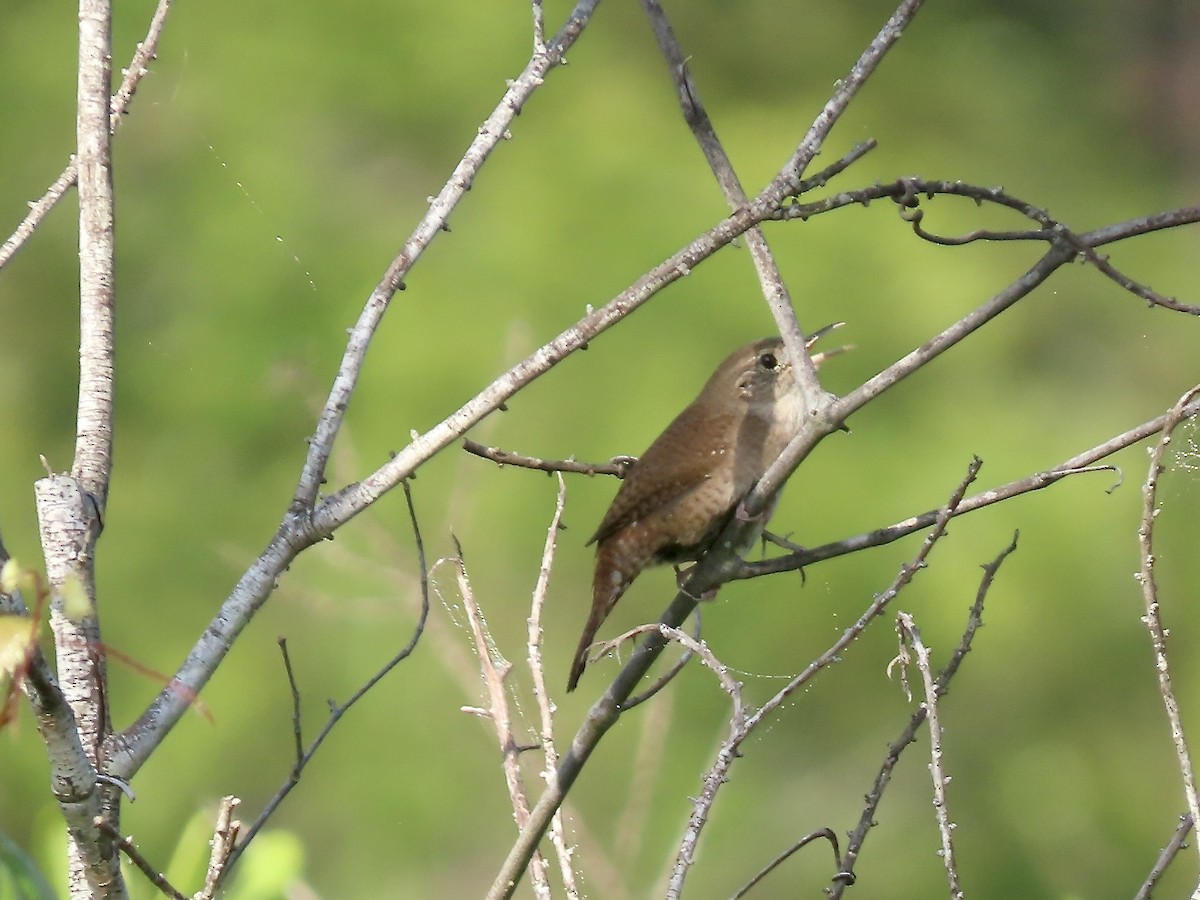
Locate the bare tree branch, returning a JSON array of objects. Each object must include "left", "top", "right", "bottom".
[
  {"left": 1136, "top": 385, "right": 1200, "bottom": 886},
  {"left": 777, "top": 179, "right": 1200, "bottom": 314},
  {"left": 95, "top": 819, "right": 185, "bottom": 900},
  {"left": 457, "top": 539, "right": 552, "bottom": 898},
  {"left": 894, "top": 613, "right": 963, "bottom": 898},
  {"left": 30, "top": 1, "right": 127, "bottom": 895},
  {"left": 219, "top": 480, "right": 431, "bottom": 883},
  {"left": 667, "top": 459, "right": 981, "bottom": 896},
  {"left": 740, "top": 395, "right": 1200, "bottom": 578},
  {"left": 525, "top": 475, "right": 580, "bottom": 896},
  {"left": 731, "top": 829, "right": 843, "bottom": 900},
  {"left": 109, "top": 0, "right": 604, "bottom": 784},
  {"left": 293, "top": 0, "right": 604, "bottom": 513},
  {"left": 638, "top": 0, "right": 820, "bottom": 409},
  {"left": 463, "top": 439, "right": 632, "bottom": 478},
  {"left": 198, "top": 797, "right": 241, "bottom": 900},
  {"left": 0, "top": 0, "right": 174, "bottom": 271},
  {"left": 832, "top": 534, "right": 1016, "bottom": 896},
  {"left": 1136, "top": 814, "right": 1195, "bottom": 900}
]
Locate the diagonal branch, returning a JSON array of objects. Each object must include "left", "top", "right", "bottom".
[
  {"left": 218, "top": 480, "right": 431, "bottom": 884},
  {"left": 831, "top": 534, "right": 1015, "bottom": 896},
  {"left": 108, "top": 0, "right": 604, "bottom": 781},
  {"left": 739, "top": 393, "right": 1200, "bottom": 578},
  {"left": 667, "top": 459, "right": 981, "bottom": 896},
  {"left": 0, "top": 0, "right": 174, "bottom": 272},
  {"left": 292, "top": 0, "right": 603, "bottom": 512},
  {"left": 638, "top": 0, "right": 817, "bottom": 402}
]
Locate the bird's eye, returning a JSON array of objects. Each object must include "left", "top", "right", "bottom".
[{"left": 758, "top": 352, "right": 778, "bottom": 370}]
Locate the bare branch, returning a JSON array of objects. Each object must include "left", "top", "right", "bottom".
[
  {"left": 293, "top": 0, "right": 604, "bottom": 512},
  {"left": 198, "top": 797, "right": 240, "bottom": 900},
  {"left": 777, "top": 179, "right": 1200, "bottom": 314},
  {"left": 894, "top": 614, "right": 962, "bottom": 898},
  {"left": 0, "top": 0, "right": 174, "bottom": 271},
  {"left": 638, "top": 0, "right": 813, "bottom": 399},
  {"left": 95, "top": 818, "right": 185, "bottom": 900},
  {"left": 457, "top": 540, "right": 551, "bottom": 897},
  {"left": 833, "top": 534, "right": 1017, "bottom": 896},
  {"left": 218, "top": 480, "right": 431, "bottom": 884},
  {"left": 524, "top": 475, "right": 580, "bottom": 895},
  {"left": 278, "top": 639, "right": 304, "bottom": 770},
  {"left": 111, "top": 0, "right": 603, "bottom": 782},
  {"left": 731, "top": 829, "right": 843, "bottom": 900},
  {"left": 739, "top": 396, "right": 1200, "bottom": 579},
  {"left": 1135, "top": 814, "right": 1195, "bottom": 900},
  {"left": 667, "top": 459, "right": 981, "bottom": 896},
  {"left": 463, "top": 439, "right": 632, "bottom": 478},
  {"left": 1136, "top": 385, "right": 1200, "bottom": 875},
  {"left": 617, "top": 609, "right": 700, "bottom": 711}
]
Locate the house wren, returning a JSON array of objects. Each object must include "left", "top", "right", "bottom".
[{"left": 567, "top": 330, "right": 841, "bottom": 692}]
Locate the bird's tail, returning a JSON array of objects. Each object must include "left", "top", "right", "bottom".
[{"left": 566, "top": 571, "right": 626, "bottom": 692}]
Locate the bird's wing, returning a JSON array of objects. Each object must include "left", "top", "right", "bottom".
[{"left": 588, "top": 409, "right": 736, "bottom": 546}]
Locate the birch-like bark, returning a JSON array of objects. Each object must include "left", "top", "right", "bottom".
[{"left": 34, "top": 0, "right": 125, "bottom": 895}]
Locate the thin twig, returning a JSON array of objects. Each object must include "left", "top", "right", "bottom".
[
  {"left": 278, "top": 639, "right": 304, "bottom": 771},
  {"left": 463, "top": 439, "right": 632, "bottom": 478},
  {"left": 667, "top": 458, "right": 981, "bottom": 897},
  {"left": 0, "top": 0, "right": 174, "bottom": 272},
  {"left": 1136, "top": 385, "right": 1200, "bottom": 875},
  {"left": 525, "top": 474, "right": 579, "bottom": 896},
  {"left": 614, "top": 623, "right": 748, "bottom": 720},
  {"left": 218, "top": 480, "right": 432, "bottom": 884},
  {"left": 778, "top": 179, "right": 1200, "bottom": 314},
  {"left": 619, "top": 609, "right": 701, "bottom": 712},
  {"left": 832, "top": 533, "right": 1017, "bottom": 896},
  {"left": 1135, "top": 814, "right": 1195, "bottom": 900},
  {"left": 731, "top": 829, "right": 843, "bottom": 900},
  {"left": 739, "top": 395, "right": 1200, "bottom": 579},
  {"left": 895, "top": 613, "right": 962, "bottom": 898},
  {"left": 94, "top": 817, "right": 186, "bottom": 900},
  {"left": 456, "top": 537, "right": 551, "bottom": 898},
  {"left": 199, "top": 797, "right": 241, "bottom": 900}
]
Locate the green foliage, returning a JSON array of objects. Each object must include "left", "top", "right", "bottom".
[{"left": 1, "top": 1, "right": 1197, "bottom": 897}]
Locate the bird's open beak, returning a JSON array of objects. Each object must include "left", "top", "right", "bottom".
[{"left": 804, "top": 321, "right": 854, "bottom": 369}]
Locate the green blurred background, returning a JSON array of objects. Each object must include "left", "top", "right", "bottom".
[{"left": 2, "top": 0, "right": 1198, "bottom": 897}]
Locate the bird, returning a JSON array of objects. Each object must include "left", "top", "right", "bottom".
[{"left": 567, "top": 328, "right": 843, "bottom": 692}]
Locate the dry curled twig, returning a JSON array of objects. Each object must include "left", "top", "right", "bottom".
[
  {"left": 732, "top": 828, "right": 846, "bottom": 900},
  {"left": 778, "top": 178, "right": 1200, "bottom": 314}
]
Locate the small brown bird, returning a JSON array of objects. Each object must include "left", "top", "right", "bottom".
[{"left": 567, "top": 330, "right": 841, "bottom": 692}]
